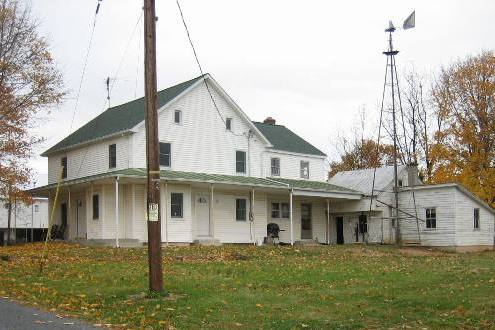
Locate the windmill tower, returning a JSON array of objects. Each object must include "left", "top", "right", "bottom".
[{"left": 372, "top": 12, "right": 415, "bottom": 245}]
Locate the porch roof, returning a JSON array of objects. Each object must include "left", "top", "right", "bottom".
[{"left": 28, "top": 168, "right": 360, "bottom": 198}]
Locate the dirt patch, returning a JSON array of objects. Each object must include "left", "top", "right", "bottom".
[{"left": 397, "top": 247, "right": 446, "bottom": 256}]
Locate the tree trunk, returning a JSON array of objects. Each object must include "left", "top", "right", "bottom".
[{"left": 7, "top": 198, "right": 12, "bottom": 245}]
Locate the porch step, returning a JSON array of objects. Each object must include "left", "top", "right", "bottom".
[
  {"left": 403, "top": 240, "right": 422, "bottom": 246},
  {"left": 294, "top": 239, "right": 320, "bottom": 247},
  {"left": 193, "top": 237, "right": 222, "bottom": 246},
  {"left": 71, "top": 238, "right": 142, "bottom": 248}
]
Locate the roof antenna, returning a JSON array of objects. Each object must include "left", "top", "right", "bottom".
[{"left": 106, "top": 76, "right": 111, "bottom": 108}]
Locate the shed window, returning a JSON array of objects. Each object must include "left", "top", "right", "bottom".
[
  {"left": 61, "top": 157, "right": 67, "bottom": 179},
  {"left": 236, "top": 198, "right": 247, "bottom": 221},
  {"left": 174, "top": 110, "right": 182, "bottom": 124},
  {"left": 159, "top": 142, "right": 171, "bottom": 167},
  {"left": 426, "top": 208, "right": 436, "bottom": 229},
  {"left": 109, "top": 144, "right": 116, "bottom": 168},
  {"left": 300, "top": 161, "right": 309, "bottom": 179},
  {"left": 226, "top": 118, "right": 232, "bottom": 131},
  {"left": 474, "top": 208, "right": 480, "bottom": 229},
  {"left": 34, "top": 205, "right": 39, "bottom": 212},
  {"left": 236, "top": 151, "right": 246, "bottom": 173},
  {"left": 171, "top": 193, "right": 183, "bottom": 218},
  {"left": 92, "top": 194, "right": 99, "bottom": 220},
  {"left": 271, "top": 158, "right": 280, "bottom": 176}
]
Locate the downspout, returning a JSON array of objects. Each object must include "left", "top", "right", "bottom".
[{"left": 290, "top": 189, "right": 294, "bottom": 246}]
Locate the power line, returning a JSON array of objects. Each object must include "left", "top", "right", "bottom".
[
  {"left": 68, "top": 0, "right": 102, "bottom": 133},
  {"left": 176, "top": 0, "right": 244, "bottom": 137}
]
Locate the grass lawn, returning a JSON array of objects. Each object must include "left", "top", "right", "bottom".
[{"left": 0, "top": 243, "right": 494, "bottom": 329}]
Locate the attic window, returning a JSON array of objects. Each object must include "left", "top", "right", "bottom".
[
  {"left": 226, "top": 118, "right": 232, "bottom": 131},
  {"left": 474, "top": 208, "right": 480, "bottom": 229},
  {"left": 174, "top": 110, "right": 182, "bottom": 124}
]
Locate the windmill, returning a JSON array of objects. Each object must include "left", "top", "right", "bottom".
[{"left": 369, "top": 11, "right": 418, "bottom": 246}]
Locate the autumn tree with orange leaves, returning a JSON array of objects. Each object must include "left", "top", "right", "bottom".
[
  {"left": 430, "top": 51, "right": 495, "bottom": 207},
  {"left": 0, "top": 0, "right": 64, "bottom": 244}
]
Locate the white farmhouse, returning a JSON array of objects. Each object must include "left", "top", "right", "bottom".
[
  {"left": 30, "top": 74, "right": 494, "bottom": 250},
  {"left": 31, "top": 74, "right": 361, "bottom": 246},
  {"left": 329, "top": 166, "right": 495, "bottom": 251},
  {"left": 0, "top": 197, "right": 48, "bottom": 245}
]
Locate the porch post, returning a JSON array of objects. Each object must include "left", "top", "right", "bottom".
[
  {"left": 326, "top": 199, "right": 330, "bottom": 245},
  {"left": 289, "top": 189, "right": 293, "bottom": 246},
  {"left": 250, "top": 188, "right": 255, "bottom": 244},
  {"left": 115, "top": 176, "right": 119, "bottom": 248},
  {"left": 210, "top": 184, "right": 214, "bottom": 237},
  {"left": 164, "top": 181, "right": 168, "bottom": 246},
  {"left": 68, "top": 187, "right": 71, "bottom": 240}
]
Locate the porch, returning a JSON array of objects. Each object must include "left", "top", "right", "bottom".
[{"left": 29, "top": 169, "right": 367, "bottom": 246}]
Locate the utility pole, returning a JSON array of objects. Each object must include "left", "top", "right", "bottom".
[{"left": 143, "top": 0, "right": 163, "bottom": 293}]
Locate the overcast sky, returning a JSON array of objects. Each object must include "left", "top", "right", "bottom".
[{"left": 28, "top": 0, "right": 495, "bottom": 186}]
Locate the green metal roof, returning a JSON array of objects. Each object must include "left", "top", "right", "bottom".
[
  {"left": 42, "top": 75, "right": 205, "bottom": 156},
  {"left": 268, "top": 177, "right": 360, "bottom": 193},
  {"left": 252, "top": 122, "right": 326, "bottom": 157},
  {"left": 29, "top": 169, "right": 358, "bottom": 196}
]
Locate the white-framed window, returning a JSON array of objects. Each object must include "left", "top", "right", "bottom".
[
  {"left": 174, "top": 110, "right": 182, "bottom": 124},
  {"left": 92, "top": 194, "right": 99, "bottom": 220},
  {"left": 61, "top": 156, "right": 67, "bottom": 179},
  {"left": 474, "top": 208, "right": 480, "bottom": 230},
  {"left": 271, "top": 202, "right": 289, "bottom": 219},
  {"left": 236, "top": 198, "right": 247, "bottom": 221},
  {"left": 159, "top": 142, "right": 171, "bottom": 167},
  {"left": 171, "top": 193, "right": 183, "bottom": 218},
  {"left": 34, "top": 205, "right": 39, "bottom": 212},
  {"left": 108, "top": 143, "right": 117, "bottom": 169},
  {"left": 271, "top": 158, "right": 280, "bottom": 176},
  {"left": 236, "top": 150, "right": 246, "bottom": 173},
  {"left": 300, "top": 161, "right": 309, "bottom": 179},
  {"left": 426, "top": 207, "right": 436, "bottom": 229},
  {"left": 226, "top": 117, "right": 232, "bottom": 131}
]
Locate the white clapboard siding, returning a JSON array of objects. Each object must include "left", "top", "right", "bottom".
[
  {"left": 454, "top": 189, "right": 494, "bottom": 246},
  {"left": 264, "top": 151, "right": 326, "bottom": 181},
  {"left": 398, "top": 187, "right": 456, "bottom": 246},
  {"left": 160, "top": 183, "right": 193, "bottom": 243},
  {"left": 86, "top": 185, "right": 105, "bottom": 240},
  {"left": 47, "top": 135, "right": 130, "bottom": 184}
]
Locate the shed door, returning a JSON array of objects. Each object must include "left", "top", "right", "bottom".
[{"left": 301, "top": 204, "right": 312, "bottom": 239}]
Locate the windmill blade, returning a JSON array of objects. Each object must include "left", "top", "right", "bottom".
[{"left": 403, "top": 11, "right": 415, "bottom": 29}]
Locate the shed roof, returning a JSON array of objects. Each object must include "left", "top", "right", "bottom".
[{"left": 328, "top": 165, "right": 407, "bottom": 195}]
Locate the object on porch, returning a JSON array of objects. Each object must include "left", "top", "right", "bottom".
[{"left": 265, "top": 223, "right": 284, "bottom": 245}]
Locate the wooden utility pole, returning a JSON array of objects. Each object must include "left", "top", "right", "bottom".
[{"left": 143, "top": 0, "right": 163, "bottom": 293}]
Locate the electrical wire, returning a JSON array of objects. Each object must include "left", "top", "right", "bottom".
[{"left": 69, "top": 1, "right": 102, "bottom": 133}]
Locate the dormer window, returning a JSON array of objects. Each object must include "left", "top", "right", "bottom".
[
  {"left": 226, "top": 118, "right": 232, "bottom": 131},
  {"left": 174, "top": 110, "right": 182, "bottom": 124}
]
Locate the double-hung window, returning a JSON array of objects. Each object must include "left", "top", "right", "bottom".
[
  {"left": 426, "top": 208, "right": 436, "bottom": 229},
  {"left": 171, "top": 193, "right": 183, "bottom": 218},
  {"left": 271, "top": 158, "right": 280, "bottom": 176},
  {"left": 236, "top": 198, "right": 247, "bottom": 221},
  {"left": 159, "top": 142, "right": 171, "bottom": 167},
  {"left": 236, "top": 151, "right": 246, "bottom": 173},
  {"left": 474, "top": 208, "right": 480, "bottom": 230},
  {"left": 271, "top": 202, "right": 290, "bottom": 219},
  {"left": 300, "top": 161, "right": 309, "bottom": 179},
  {"left": 61, "top": 157, "right": 67, "bottom": 179},
  {"left": 109, "top": 144, "right": 116, "bottom": 169}
]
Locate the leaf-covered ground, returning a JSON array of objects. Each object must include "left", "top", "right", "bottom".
[{"left": 0, "top": 243, "right": 494, "bottom": 329}]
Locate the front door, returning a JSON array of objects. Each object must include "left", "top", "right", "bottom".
[
  {"left": 76, "top": 199, "right": 87, "bottom": 239},
  {"left": 301, "top": 203, "right": 312, "bottom": 239},
  {"left": 336, "top": 216, "right": 344, "bottom": 244},
  {"left": 196, "top": 194, "right": 210, "bottom": 236}
]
